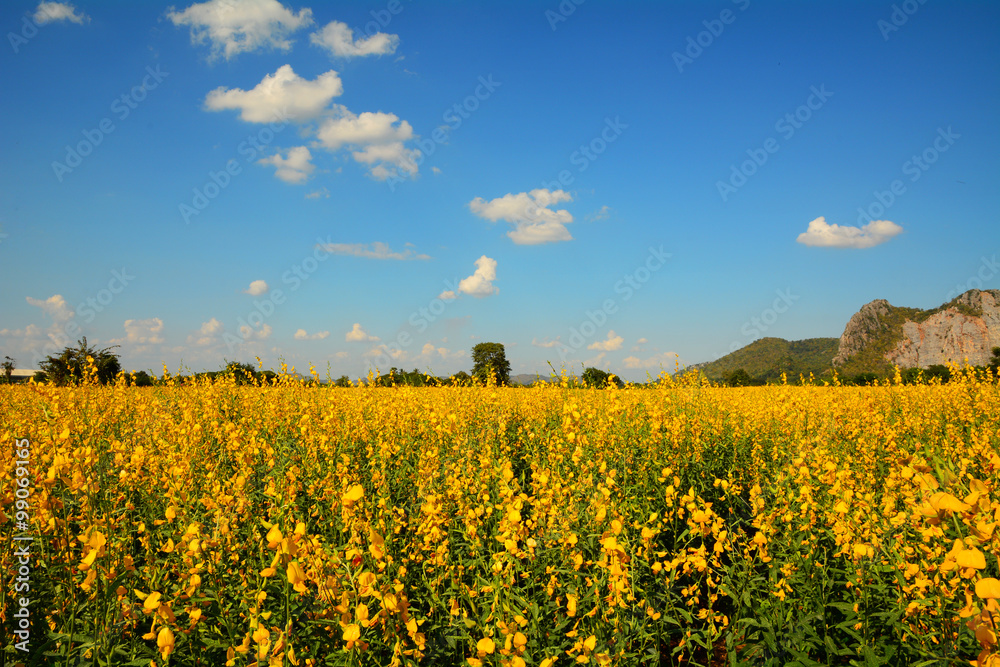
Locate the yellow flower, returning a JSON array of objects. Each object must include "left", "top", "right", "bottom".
[
  {"left": 343, "top": 484, "right": 365, "bottom": 507},
  {"left": 157, "top": 626, "right": 175, "bottom": 659},
  {"left": 477, "top": 637, "right": 495, "bottom": 654},
  {"left": 977, "top": 578, "right": 1000, "bottom": 600},
  {"left": 144, "top": 592, "right": 163, "bottom": 613}
]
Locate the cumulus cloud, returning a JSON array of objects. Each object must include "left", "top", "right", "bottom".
[
  {"left": 623, "top": 352, "right": 680, "bottom": 369},
  {"left": 345, "top": 323, "right": 378, "bottom": 342},
  {"left": 587, "top": 330, "right": 623, "bottom": 351},
  {"left": 167, "top": 0, "right": 313, "bottom": 60},
  {"left": 796, "top": 216, "right": 903, "bottom": 249},
  {"left": 34, "top": 2, "right": 89, "bottom": 24},
  {"left": 189, "top": 318, "right": 223, "bottom": 346},
  {"left": 258, "top": 146, "right": 314, "bottom": 183},
  {"left": 438, "top": 290, "right": 457, "bottom": 300},
  {"left": 631, "top": 337, "right": 648, "bottom": 352},
  {"left": 26, "top": 294, "right": 73, "bottom": 322},
  {"left": 315, "top": 108, "right": 420, "bottom": 180},
  {"left": 532, "top": 337, "right": 562, "bottom": 348},
  {"left": 317, "top": 241, "right": 429, "bottom": 260},
  {"left": 121, "top": 318, "right": 164, "bottom": 345},
  {"left": 204, "top": 65, "right": 342, "bottom": 123},
  {"left": 310, "top": 20, "right": 399, "bottom": 58},
  {"left": 469, "top": 189, "right": 574, "bottom": 245},
  {"left": 243, "top": 280, "right": 269, "bottom": 296},
  {"left": 454, "top": 255, "right": 498, "bottom": 298},
  {"left": 293, "top": 328, "right": 329, "bottom": 340},
  {"left": 239, "top": 323, "right": 272, "bottom": 341}
]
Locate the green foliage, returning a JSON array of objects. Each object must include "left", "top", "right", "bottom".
[
  {"left": 39, "top": 337, "right": 122, "bottom": 385},
  {"left": 695, "top": 337, "right": 839, "bottom": 383},
  {"left": 1, "top": 355, "right": 14, "bottom": 384},
  {"left": 724, "top": 368, "right": 766, "bottom": 387},
  {"left": 581, "top": 367, "right": 624, "bottom": 388},
  {"left": 471, "top": 342, "right": 512, "bottom": 386},
  {"left": 126, "top": 370, "right": 155, "bottom": 387}
]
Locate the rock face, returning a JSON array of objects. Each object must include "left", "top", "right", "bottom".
[
  {"left": 888, "top": 290, "right": 1000, "bottom": 367},
  {"left": 831, "top": 299, "right": 892, "bottom": 367},
  {"left": 834, "top": 289, "right": 1000, "bottom": 369}
]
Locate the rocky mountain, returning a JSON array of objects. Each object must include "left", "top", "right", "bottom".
[
  {"left": 689, "top": 289, "right": 998, "bottom": 382},
  {"left": 833, "top": 289, "right": 1000, "bottom": 374}
]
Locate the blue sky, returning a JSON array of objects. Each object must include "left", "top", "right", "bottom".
[{"left": 1, "top": 0, "right": 998, "bottom": 381}]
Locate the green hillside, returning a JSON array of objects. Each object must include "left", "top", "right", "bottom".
[{"left": 692, "top": 337, "right": 840, "bottom": 382}]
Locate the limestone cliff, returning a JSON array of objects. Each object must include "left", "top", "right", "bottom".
[{"left": 834, "top": 289, "right": 1000, "bottom": 372}]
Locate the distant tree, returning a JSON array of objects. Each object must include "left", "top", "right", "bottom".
[
  {"left": 127, "top": 370, "right": 155, "bottom": 387},
  {"left": 447, "top": 371, "right": 472, "bottom": 386},
  {"left": 471, "top": 342, "right": 511, "bottom": 386},
  {"left": 2, "top": 356, "right": 14, "bottom": 384},
  {"left": 40, "top": 337, "right": 121, "bottom": 385},
  {"left": 924, "top": 364, "right": 951, "bottom": 383},
  {"left": 724, "top": 368, "right": 754, "bottom": 387},
  {"left": 991, "top": 347, "right": 1000, "bottom": 372},
  {"left": 222, "top": 361, "right": 260, "bottom": 385},
  {"left": 582, "top": 367, "right": 624, "bottom": 388},
  {"left": 334, "top": 375, "right": 352, "bottom": 387}
]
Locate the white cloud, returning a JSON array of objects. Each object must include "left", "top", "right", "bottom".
[
  {"left": 623, "top": 352, "right": 680, "bottom": 369},
  {"left": 631, "top": 337, "right": 648, "bottom": 352},
  {"left": 346, "top": 323, "right": 379, "bottom": 342},
  {"left": 455, "top": 255, "right": 498, "bottom": 298},
  {"left": 310, "top": 20, "right": 399, "bottom": 58},
  {"left": 189, "top": 317, "right": 223, "bottom": 346},
  {"left": 239, "top": 323, "right": 272, "bottom": 340},
  {"left": 305, "top": 186, "right": 330, "bottom": 199},
  {"left": 469, "top": 189, "right": 574, "bottom": 245},
  {"left": 122, "top": 318, "right": 164, "bottom": 345},
  {"left": 293, "top": 328, "right": 329, "bottom": 340},
  {"left": 532, "top": 337, "right": 562, "bottom": 348},
  {"left": 35, "top": 2, "right": 89, "bottom": 24},
  {"left": 317, "top": 241, "right": 429, "bottom": 260},
  {"left": 438, "top": 290, "right": 457, "bottom": 300},
  {"left": 243, "top": 279, "right": 269, "bottom": 296},
  {"left": 587, "top": 330, "right": 623, "bottom": 351},
  {"left": 167, "top": 0, "right": 313, "bottom": 60},
  {"left": 431, "top": 166, "right": 442, "bottom": 175},
  {"left": 204, "top": 65, "right": 342, "bottom": 123},
  {"left": 258, "top": 146, "right": 314, "bottom": 183},
  {"left": 365, "top": 343, "right": 406, "bottom": 361},
  {"left": 589, "top": 205, "right": 611, "bottom": 221},
  {"left": 315, "top": 108, "right": 420, "bottom": 180},
  {"left": 26, "top": 294, "right": 73, "bottom": 322},
  {"left": 584, "top": 352, "right": 607, "bottom": 367},
  {"left": 796, "top": 216, "right": 903, "bottom": 249}
]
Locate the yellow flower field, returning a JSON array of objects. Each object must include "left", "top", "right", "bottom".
[{"left": 2, "top": 368, "right": 999, "bottom": 666}]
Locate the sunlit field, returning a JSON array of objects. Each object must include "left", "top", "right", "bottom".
[{"left": 2, "top": 368, "right": 999, "bottom": 666}]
